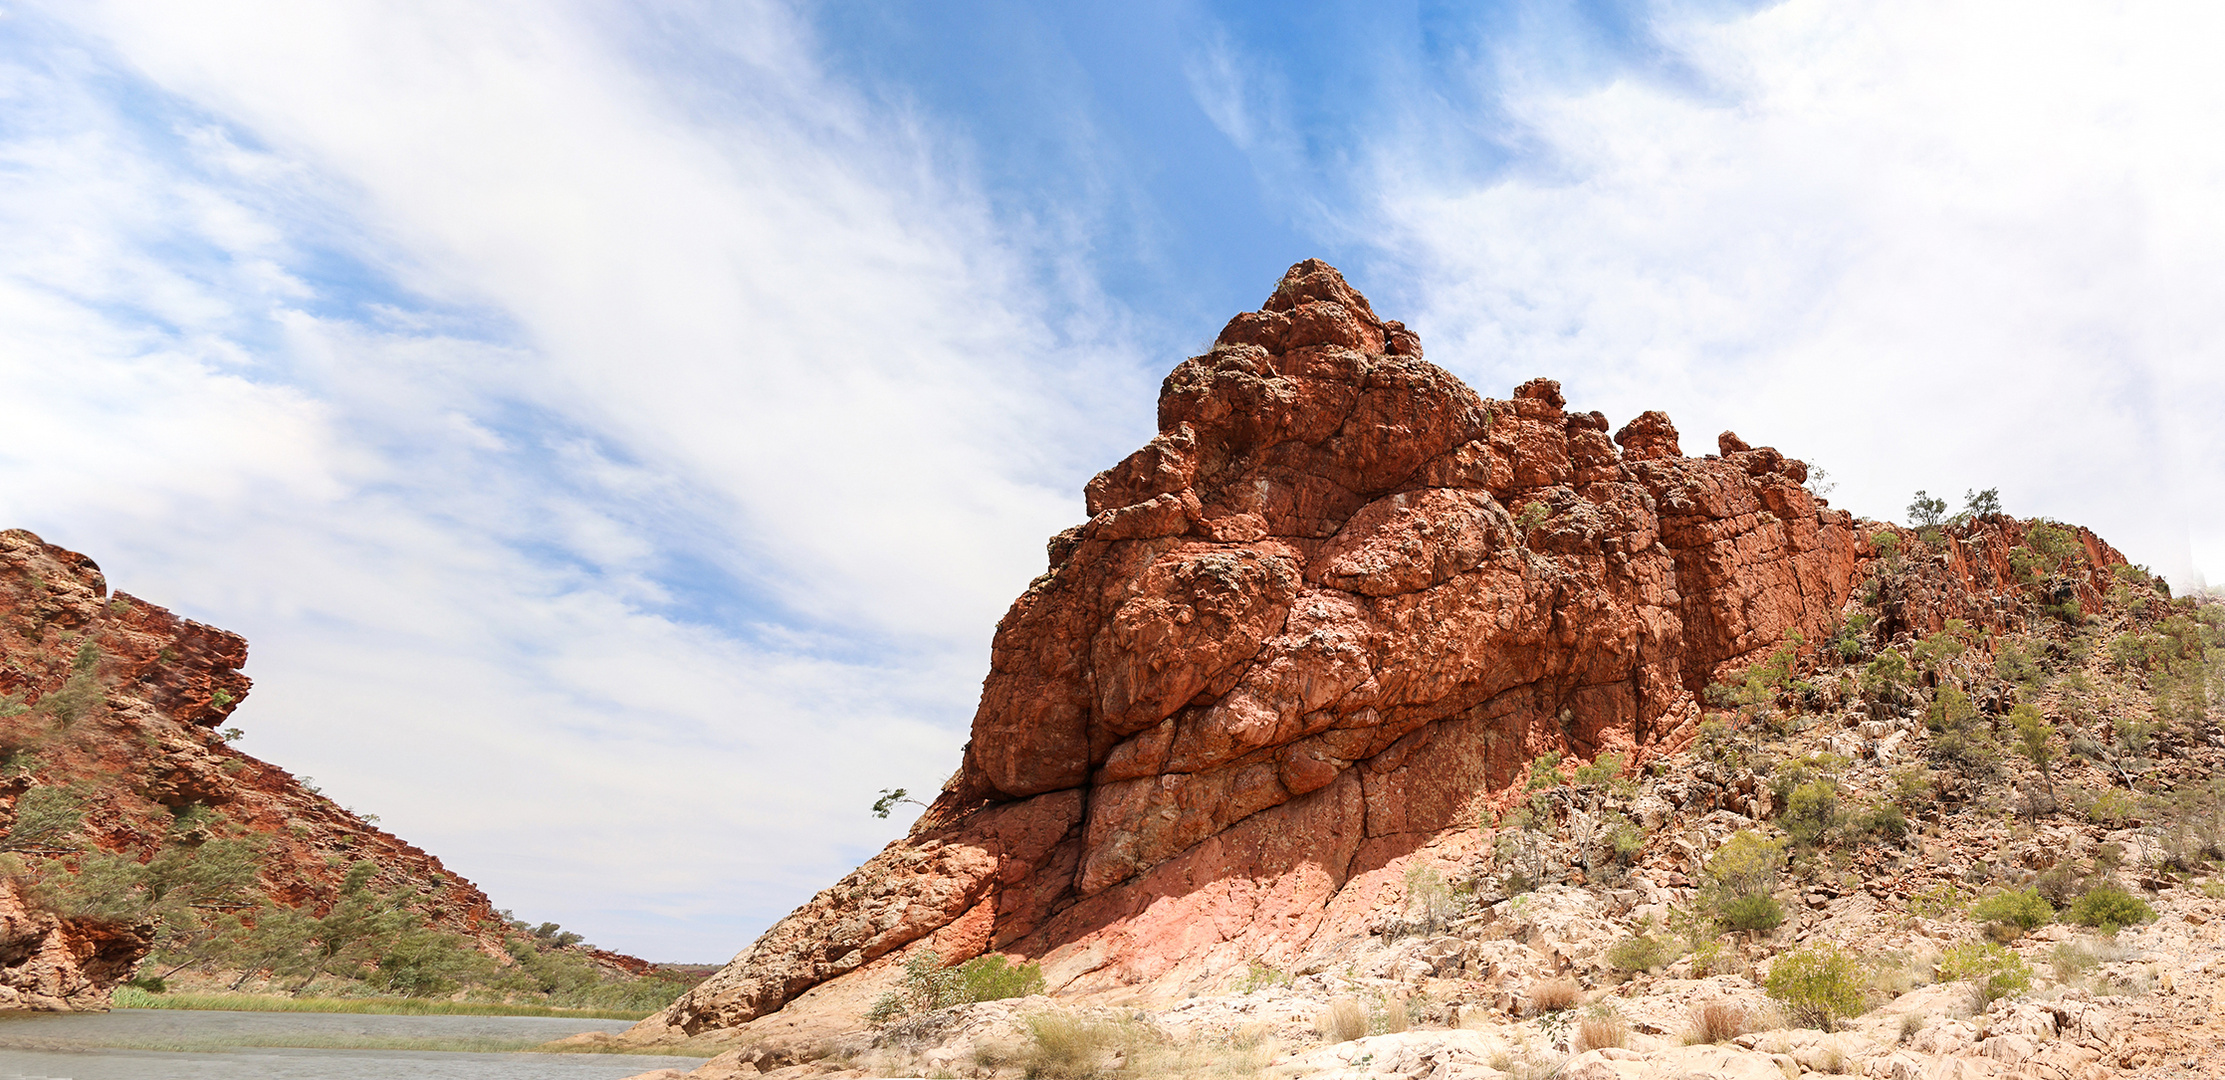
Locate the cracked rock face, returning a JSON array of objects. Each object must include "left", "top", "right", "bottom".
[{"left": 641, "top": 260, "right": 2030, "bottom": 1037}]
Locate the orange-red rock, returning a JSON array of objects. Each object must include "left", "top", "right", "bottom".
[
  {"left": 640, "top": 260, "right": 2125, "bottom": 1038},
  {"left": 0, "top": 528, "right": 575, "bottom": 1007}
]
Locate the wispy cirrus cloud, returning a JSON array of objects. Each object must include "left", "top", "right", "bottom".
[
  {"left": 0, "top": 1, "right": 1145, "bottom": 959},
  {"left": 1358, "top": 0, "right": 2225, "bottom": 588}
]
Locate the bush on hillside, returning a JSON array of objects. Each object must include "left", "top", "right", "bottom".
[
  {"left": 2065, "top": 884, "right": 2156, "bottom": 930},
  {"left": 1764, "top": 943, "right": 1865, "bottom": 1029},
  {"left": 1969, "top": 888, "right": 2053, "bottom": 934}
]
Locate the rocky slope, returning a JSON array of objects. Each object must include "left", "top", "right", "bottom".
[
  {"left": 0, "top": 529, "right": 507, "bottom": 1007},
  {"left": 631, "top": 260, "right": 2138, "bottom": 1048}
]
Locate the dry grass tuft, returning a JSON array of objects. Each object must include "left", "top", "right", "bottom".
[
  {"left": 1685, "top": 1000, "right": 1750, "bottom": 1045},
  {"left": 1379, "top": 996, "right": 1410, "bottom": 1034},
  {"left": 1528, "top": 976, "right": 1581, "bottom": 1014},
  {"left": 1018, "top": 1012, "right": 1141, "bottom": 1080},
  {"left": 1577, "top": 1013, "right": 1629, "bottom": 1050},
  {"left": 1316, "top": 997, "right": 1368, "bottom": 1043}
]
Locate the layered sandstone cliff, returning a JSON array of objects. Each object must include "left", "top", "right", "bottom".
[
  {"left": 0, "top": 529, "right": 507, "bottom": 1007},
  {"left": 640, "top": 261, "right": 2125, "bottom": 1039}
]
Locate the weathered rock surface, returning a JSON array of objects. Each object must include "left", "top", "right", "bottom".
[
  {"left": 0, "top": 528, "right": 523, "bottom": 1007},
  {"left": 0, "top": 874, "right": 149, "bottom": 1010},
  {"left": 640, "top": 261, "right": 2127, "bottom": 1040}
]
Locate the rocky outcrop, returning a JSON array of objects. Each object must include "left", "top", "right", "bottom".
[
  {"left": 0, "top": 528, "right": 516, "bottom": 1008},
  {"left": 639, "top": 260, "right": 2125, "bottom": 1039},
  {"left": 0, "top": 875, "right": 150, "bottom": 1010}
]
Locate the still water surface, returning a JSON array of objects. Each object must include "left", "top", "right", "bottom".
[{"left": 0, "top": 1009, "right": 706, "bottom": 1079}]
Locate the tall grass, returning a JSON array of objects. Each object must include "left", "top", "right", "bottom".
[{"left": 111, "top": 987, "right": 654, "bottom": 1020}]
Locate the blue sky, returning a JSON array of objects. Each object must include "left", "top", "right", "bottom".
[{"left": 2, "top": 1, "right": 2220, "bottom": 962}]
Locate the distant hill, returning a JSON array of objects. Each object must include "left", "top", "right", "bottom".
[{"left": 0, "top": 528, "right": 677, "bottom": 1011}]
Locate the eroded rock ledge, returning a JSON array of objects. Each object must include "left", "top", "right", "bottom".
[{"left": 640, "top": 260, "right": 2121, "bottom": 1038}]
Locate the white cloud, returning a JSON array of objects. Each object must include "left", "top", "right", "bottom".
[
  {"left": 1, "top": 3, "right": 1139, "bottom": 959},
  {"left": 1367, "top": 0, "right": 2225, "bottom": 590}
]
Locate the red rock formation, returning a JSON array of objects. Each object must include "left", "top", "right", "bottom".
[
  {"left": 0, "top": 876, "right": 151, "bottom": 1010},
  {"left": 0, "top": 529, "right": 525, "bottom": 1007},
  {"left": 639, "top": 260, "right": 2124, "bottom": 1038}
]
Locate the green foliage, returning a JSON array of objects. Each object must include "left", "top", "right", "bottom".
[
  {"left": 1969, "top": 888, "right": 2053, "bottom": 932},
  {"left": 1606, "top": 923, "right": 1680, "bottom": 973},
  {"left": 1862, "top": 650, "right": 1916, "bottom": 707},
  {"left": 1913, "top": 621, "right": 1970, "bottom": 675},
  {"left": 1994, "top": 636, "right": 2046, "bottom": 688},
  {"left": 871, "top": 787, "right": 927, "bottom": 819},
  {"left": 374, "top": 928, "right": 499, "bottom": 997},
  {"left": 1493, "top": 826, "right": 1545, "bottom": 895},
  {"left": 1963, "top": 488, "right": 2002, "bottom": 518},
  {"left": 1718, "top": 893, "right": 1786, "bottom": 932},
  {"left": 1699, "top": 831, "right": 1788, "bottom": 931},
  {"left": 1924, "top": 685, "right": 1978, "bottom": 733},
  {"left": 1233, "top": 958, "right": 1291, "bottom": 994},
  {"left": 1, "top": 784, "right": 87, "bottom": 852},
  {"left": 1710, "top": 634, "right": 1803, "bottom": 715},
  {"left": 1907, "top": 491, "right": 1947, "bottom": 529},
  {"left": 2012, "top": 523, "right": 2088, "bottom": 623},
  {"left": 1703, "top": 831, "right": 1786, "bottom": 907},
  {"left": 1571, "top": 751, "right": 1627, "bottom": 788},
  {"left": 2083, "top": 787, "right": 2140, "bottom": 826},
  {"left": 956, "top": 953, "right": 1045, "bottom": 1002},
  {"left": 1779, "top": 779, "right": 1841, "bottom": 849},
  {"left": 1927, "top": 686, "right": 1998, "bottom": 773},
  {"left": 1403, "top": 862, "right": 1459, "bottom": 933},
  {"left": 1936, "top": 941, "right": 2032, "bottom": 1004},
  {"left": 1764, "top": 943, "right": 1866, "bottom": 1029},
  {"left": 1514, "top": 501, "right": 1551, "bottom": 534},
  {"left": 1524, "top": 751, "right": 1565, "bottom": 791},
  {"left": 2009, "top": 705, "right": 2055, "bottom": 780},
  {"left": 1694, "top": 718, "right": 1743, "bottom": 767},
  {"left": 1604, "top": 812, "right": 1645, "bottom": 863},
  {"left": 1826, "top": 612, "right": 1872, "bottom": 663},
  {"left": 1854, "top": 802, "right": 1909, "bottom": 841},
  {"left": 1887, "top": 766, "right": 1935, "bottom": 807},
  {"left": 2064, "top": 884, "right": 2156, "bottom": 930},
  {"left": 1908, "top": 882, "right": 1970, "bottom": 920},
  {"left": 33, "top": 669, "right": 105, "bottom": 726},
  {"left": 867, "top": 949, "right": 1046, "bottom": 1025}
]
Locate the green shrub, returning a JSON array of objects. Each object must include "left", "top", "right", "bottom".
[
  {"left": 1232, "top": 958, "right": 1290, "bottom": 994},
  {"left": 1, "top": 784, "right": 87, "bottom": 852},
  {"left": 1780, "top": 779, "right": 1841, "bottom": 848},
  {"left": 867, "top": 950, "right": 1046, "bottom": 1024},
  {"left": 1936, "top": 941, "right": 2032, "bottom": 1004},
  {"left": 1969, "top": 888, "right": 2053, "bottom": 933},
  {"left": 1605, "top": 813, "right": 1645, "bottom": 863},
  {"left": 1402, "top": 862, "right": 1459, "bottom": 932},
  {"left": 1524, "top": 752, "right": 1565, "bottom": 791},
  {"left": 1863, "top": 650, "right": 1916, "bottom": 706},
  {"left": 1719, "top": 893, "right": 1786, "bottom": 932},
  {"left": 1606, "top": 926, "right": 1679, "bottom": 973},
  {"left": 957, "top": 953, "right": 1045, "bottom": 1002},
  {"left": 1764, "top": 943, "right": 1866, "bottom": 1029},
  {"left": 866, "top": 950, "right": 964, "bottom": 1024},
  {"left": 1572, "top": 751, "right": 1628, "bottom": 787},
  {"left": 2083, "top": 787, "right": 2140, "bottom": 826},
  {"left": 1702, "top": 831, "right": 1786, "bottom": 931},
  {"left": 2064, "top": 884, "right": 2156, "bottom": 930},
  {"left": 1856, "top": 803, "right": 1909, "bottom": 841}
]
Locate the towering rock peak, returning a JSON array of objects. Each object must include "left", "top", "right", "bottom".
[{"left": 639, "top": 261, "right": 2127, "bottom": 1042}]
